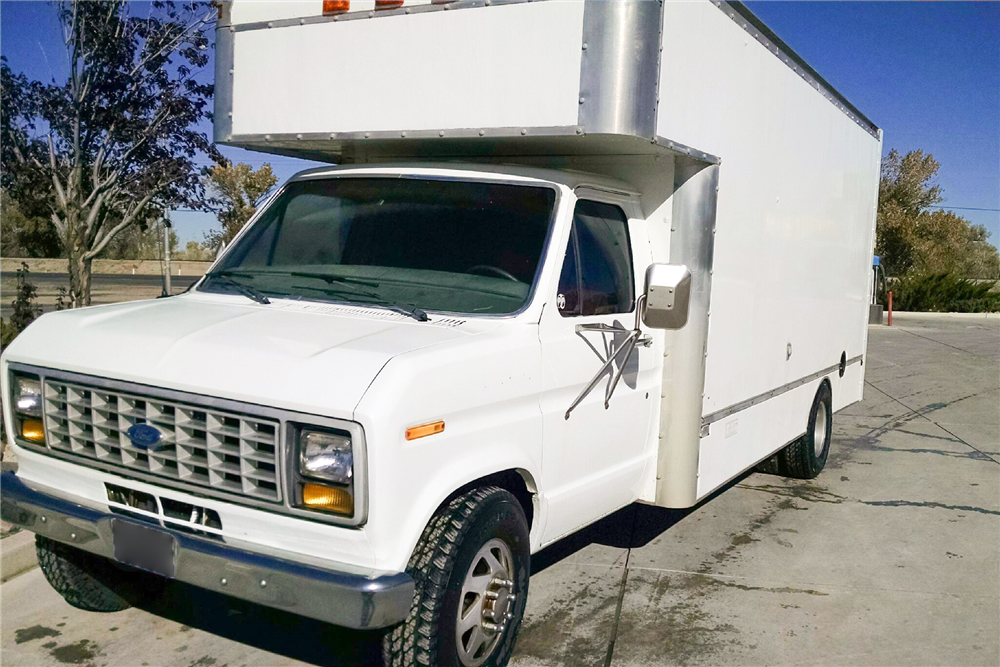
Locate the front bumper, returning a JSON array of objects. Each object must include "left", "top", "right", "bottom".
[{"left": 0, "top": 471, "right": 413, "bottom": 629}]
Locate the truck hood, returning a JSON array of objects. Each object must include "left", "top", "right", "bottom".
[{"left": 4, "top": 293, "right": 495, "bottom": 419}]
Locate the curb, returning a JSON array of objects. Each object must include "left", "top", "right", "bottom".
[
  {"left": 890, "top": 311, "right": 999, "bottom": 320},
  {"left": 1, "top": 529, "right": 38, "bottom": 583}
]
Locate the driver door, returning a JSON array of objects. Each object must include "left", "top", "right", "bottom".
[{"left": 538, "top": 193, "right": 658, "bottom": 544}]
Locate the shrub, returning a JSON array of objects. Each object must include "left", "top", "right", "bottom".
[
  {"left": 890, "top": 272, "right": 1000, "bottom": 313},
  {"left": 1, "top": 262, "right": 42, "bottom": 349}
]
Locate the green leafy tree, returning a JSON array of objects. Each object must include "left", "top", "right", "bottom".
[
  {"left": 179, "top": 240, "right": 212, "bottom": 261},
  {"left": 0, "top": 61, "right": 62, "bottom": 257},
  {"left": 0, "top": 189, "right": 63, "bottom": 258},
  {"left": 876, "top": 149, "right": 999, "bottom": 279},
  {"left": 103, "top": 221, "right": 178, "bottom": 261},
  {"left": 0, "top": 1, "right": 219, "bottom": 307},
  {"left": 205, "top": 162, "right": 277, "bottom": 247}
]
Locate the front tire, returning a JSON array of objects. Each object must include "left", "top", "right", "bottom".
[
  {"left": 383, "top": 486, "right": 530, "bottom": 667},
  {"left": 36, "top": 535, "right": 162, "bottom": 612},
  {"left": 780, "top": 381, "right": 833, "bottom": 479}
]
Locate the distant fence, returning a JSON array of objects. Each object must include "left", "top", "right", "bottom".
[{"left": 1, "top": 258, "right": 213, "bottom": 277}]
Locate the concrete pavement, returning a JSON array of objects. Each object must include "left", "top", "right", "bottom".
[{"left": 2, "top": 313, "right": 997, "bottom": 666}]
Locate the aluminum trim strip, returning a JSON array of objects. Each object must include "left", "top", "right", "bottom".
[
  {"left": 701, "top": 354, "right": 864, "bottom": 428},
  {"left": 654, "top": 136, "right": 721, "bottom": 165},
  {"left": 578, "top": 0, "right": 663, "bottom": 141},
  {"left": 227, "top": 125, "right": 585, "bottom": 145},
  {"left": 715, "top": 1, "right": 879, "bottom": 139},
  {"left": 220, "top": 130, "right": 720, "bottom": 166},
  {"left": 655, "top": 159, "right": 720, "bottom": 508},
  {"left": 213, "top": 2, "right": 234, "bottom": 143}
]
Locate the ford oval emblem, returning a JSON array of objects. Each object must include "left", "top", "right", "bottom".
[{"left": 127, "top": 424, "right": 163, "bottom": 450}]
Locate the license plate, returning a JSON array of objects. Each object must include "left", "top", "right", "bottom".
[{"left": 111, "top": 519, "right": 176, "bottom": 578}]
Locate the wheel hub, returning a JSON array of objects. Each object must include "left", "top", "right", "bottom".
[
  {"left": 813, "top": 404, "right": 829, "bottom": 458},
  {"left": 456, "top": 539, "right": 516, "bottom": 667},
  {"left": 482, "top": 576, "right": 515, "bottom": 634}
]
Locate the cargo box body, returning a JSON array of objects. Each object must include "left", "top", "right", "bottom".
[{"left": 216, "top": 0, "right": 881, "bottom": 508}]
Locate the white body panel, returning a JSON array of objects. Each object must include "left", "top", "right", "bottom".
[
  {"left": 230, "top": 2, "right": 584, "bottom": 135},
  {"left": 655, "top": 1, "right": 881, "bottom": 497}
]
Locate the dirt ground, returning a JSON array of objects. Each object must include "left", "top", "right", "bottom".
[{"left": 1, "top": 258, "right": 211, "bottom": 277}]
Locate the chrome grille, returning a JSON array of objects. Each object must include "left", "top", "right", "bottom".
[{"left": 42, "top": 379, "right": 281, "bottom": 502}]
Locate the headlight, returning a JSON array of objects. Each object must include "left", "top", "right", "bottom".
[
  {"left": 296, "top": 426, "right": 354, "bottom": 516},
  {"left": 10, "top": 372, "right": 45, "bottom": 444},
  {"left": 14, "top": 376, "right": 42, "bottom": 417},
  {"left": 299, "top": 429, "right": 353, "bottom": 484}
]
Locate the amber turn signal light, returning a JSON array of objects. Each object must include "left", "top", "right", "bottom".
[
  {"left": 302, "top": 483, "right": 354, "bottom": 515},
  {"left": 322, "top": 1, "right": 350, "bottom": 15},
  {"left": 405, "top": 420, "right": 445, "bottom": 441},
  {"left": 20, "top": 419, "right": 45, "bottom": 443}
]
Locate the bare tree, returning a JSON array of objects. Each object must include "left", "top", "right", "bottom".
[{"left": 1, "top": 1, "right": 220, "bottom": 306}]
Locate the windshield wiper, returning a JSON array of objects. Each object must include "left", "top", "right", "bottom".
[
  {"left": 385, "top": 302, "right": 429, "bottom": 322},
  {"left": 207, "top": 273, "right": 271, "bottom": 305},
  {"left": 212, "top": 268, "right": 379, "bottom": 289},
  {"left": 288, "top": 271, "right": 380, "bottom": 288},
  {"left": 291, "top": 284, "right": 428, "bottom": 322}
]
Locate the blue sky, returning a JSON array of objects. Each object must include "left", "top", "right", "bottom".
[{"left": 2, "top": 1, "right": 998, "bottom": 249}]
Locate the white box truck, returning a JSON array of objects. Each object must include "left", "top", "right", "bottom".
[{"left": 1, "top": 1, "right": 881, "bottom": 665}]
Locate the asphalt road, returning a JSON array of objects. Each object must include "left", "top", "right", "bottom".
[{"left": 2, "top": 313, "right": 998, "bottom": 666}]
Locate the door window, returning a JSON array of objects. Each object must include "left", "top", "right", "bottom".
[{"left": 557, "top": 200, "right": 635, "bottom": 317}]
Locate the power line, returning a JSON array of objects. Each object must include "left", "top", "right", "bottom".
[{"left": 926, "top": 206, "right": 1000, "bottom": 212}]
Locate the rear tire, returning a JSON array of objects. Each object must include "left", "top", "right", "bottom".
[
  {"left": 754, "top": 454, "right": 782, "bottom": 475},
  {"left": 382, "top": 486, "right": 530, "bottom": 667},
  {"left": 36, "top": 535, "right": 163, "bottom": 612},
  {"left": 780, "top": 381, "right": 833, "bottom": 479}
]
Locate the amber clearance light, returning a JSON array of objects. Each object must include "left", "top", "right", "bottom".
[
  {"left": 405, "top": 420, "right": 445, "bottom": 441},
  {"left": 302, "top": 483, "right": 354, "bottom": 515},
  {"left": 20, "top": 419, "right": 45, "bottom": 443},
  {"left": 322, "top": 1, "right": 350, "bottom": 15}
]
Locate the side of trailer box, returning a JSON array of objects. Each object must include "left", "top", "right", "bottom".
[{"left": 654, "top": 2, "right": 883, "bottom": 505}]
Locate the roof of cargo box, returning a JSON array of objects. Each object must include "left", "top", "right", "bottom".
[{"left": 216, "top": 0, "right": 879, "bottom": 164}]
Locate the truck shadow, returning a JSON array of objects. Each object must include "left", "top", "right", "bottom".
[
  {"left": 530, "top": 470, "right": 750, "bottom": 575},
  {"left": 131, "top": 472, "right": 750, "bottom": 666},
  {"left": 133, "top": 580, "right": 385, "bottom": 666}
]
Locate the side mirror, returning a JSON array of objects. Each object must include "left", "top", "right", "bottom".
[{"left": 642, "top": 264, "right": 692, "bottom": 330}]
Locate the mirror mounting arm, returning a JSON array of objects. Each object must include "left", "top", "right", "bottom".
[{"left": 565, "top": 295, "right": 649, "bottom": 420}]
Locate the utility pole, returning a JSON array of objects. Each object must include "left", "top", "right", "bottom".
[{"left": 162, "top": 215, "right": 173, "bottom": 297}]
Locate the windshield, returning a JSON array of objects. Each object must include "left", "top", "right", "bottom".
[{"left": 200, "top": 177, "right": 557, "bottom": 316}]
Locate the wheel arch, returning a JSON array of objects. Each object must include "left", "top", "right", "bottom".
[
  {"left": 388, "top": 465, "right": 542, "bottom": 574},
  {"left": 445, "top": 468, "right": 538, "bottom": 532}
]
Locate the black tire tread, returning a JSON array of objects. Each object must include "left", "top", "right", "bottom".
[
  {"left": 382, "top": 485, "right": 518, "bottom": 667},
  {"left": 781, "top": 435, "right": 813, "bottom": 479},
  {"left": 36, "top": 536, "right": 133, "bottom": 612},
  {"left": 780, "top": 382, "right": 832, "bottom": 480},
  {"left": 754, "top": 454, "right": 782, "bottom": 475}
]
